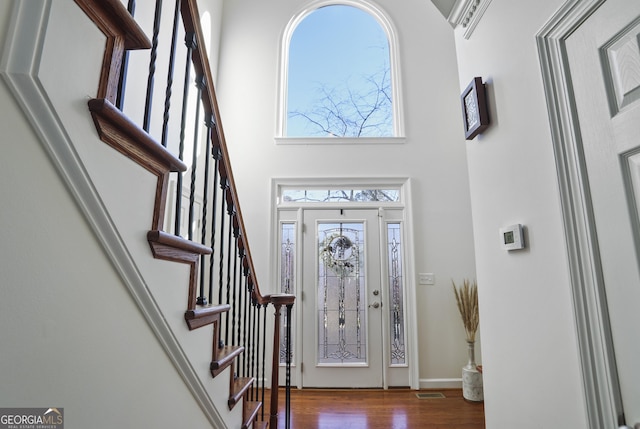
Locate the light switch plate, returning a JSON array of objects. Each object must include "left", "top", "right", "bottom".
[{"left": 419, "top": 273, "right": 435, "bottom": 285}]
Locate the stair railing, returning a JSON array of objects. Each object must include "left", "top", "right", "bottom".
[{"left": 74, "top": 0, "right": 294, "bottom": 427}]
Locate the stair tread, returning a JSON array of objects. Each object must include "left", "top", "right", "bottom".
[
  {"left": 229, "top": 376, "right": 255, "bottom": 409},
  {"left": 186, "top": 304, "right": 230, "bottom": 319},
  {"left": 88, "top": 98, "right": 187, "bottom": 174},
  {"left": 241, "top": 401, "right": 263, "bottom": 429},
  {"left": 185, "top": 304, "right": 230, "bottom": 330},
  {"left": 210, "top": 345, "right": 244, "bottom": 377},
  {"left": 147, "top": 230, "right": 211, "bottom": 255},
  {"left": 213, "top": 345, "right": 244, "bottom": 367}
]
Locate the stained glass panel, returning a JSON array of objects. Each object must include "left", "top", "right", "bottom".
[
  {"left": 280, "top": 222, "right": 296, "bottom": 364},
  {"left": 317, "top": 222, "right": 367, "bottom": 365},
  {"left": 387, "top": 223, "right": 406, "bottom": 365}
]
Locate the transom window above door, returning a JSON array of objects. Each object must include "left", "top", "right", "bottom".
[
  {"left": 277, "top": 1, "right": 405, "bottom": 142},
  {"left": 280, "top": 187, "right": 401, "bottom": 203}
]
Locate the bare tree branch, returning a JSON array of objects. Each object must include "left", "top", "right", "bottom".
[{"left": 288, "top": 66, "right": 392, "bottom": 137}]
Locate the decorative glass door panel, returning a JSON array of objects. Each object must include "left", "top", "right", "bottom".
[
  {"left": 387, "top": 222, "right": 406, "bottom": 365},
  {"left": 317, "top": 223, "right": 366, "bottom": 365}
]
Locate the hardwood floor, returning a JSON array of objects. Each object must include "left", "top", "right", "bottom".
[{"left": 268, "top": 388, "right": 485, "bottom": 429}]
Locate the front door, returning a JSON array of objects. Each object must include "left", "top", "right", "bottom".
[
  {"left": 301, "top": 209, "right": 384, "bottom": 388},
  {"left": 566, "top": 1, "right": 640, "bottom": 424}
]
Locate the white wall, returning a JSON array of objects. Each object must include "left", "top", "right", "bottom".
[
  {"left": 215, "top": 0, "right": 478, "bottom": 386},
  {"left": 452, "top": 0, "right": 588, "bottom": 427},
  {"left": 0, "top": 48, "right": 212, "bottom": 429}
]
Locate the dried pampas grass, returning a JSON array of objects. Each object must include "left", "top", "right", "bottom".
[{"left": 452, "top": 279, "right": 479, "bottom": 343}]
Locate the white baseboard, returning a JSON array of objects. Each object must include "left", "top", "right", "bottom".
[{"left": 419, "top": 378, "right": 462, "bottom": 389}]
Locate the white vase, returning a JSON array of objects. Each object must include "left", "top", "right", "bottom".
[
  {"left": 465, "top": 339, "right": 476, "bottom": 369},
  {"left": 462, "top": 340, "right": 483, "bottom": 401}
]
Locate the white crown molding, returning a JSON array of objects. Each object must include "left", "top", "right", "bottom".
[
  {"left": 448, "top": 0, "right": 493, "bottom": 39},
  {"left": 0, "top": 2, "right": 226, "bottom": 427},
  {"left": 536, "top": 0, "right": 623, "bottom": 428}
]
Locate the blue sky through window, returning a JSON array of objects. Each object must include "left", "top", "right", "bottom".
[{"left": 287, "top": 5, "right": 392, "bottom": 137}]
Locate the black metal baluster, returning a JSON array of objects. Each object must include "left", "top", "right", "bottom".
[
  {"left": 143, "top": 0, "right": 163, "bottom": 132},
  {"left": 230, "top": 233, "right": 239, "bottom": 346},
  {"left": 197, "top": 115, "right": 213, "bottom": 306},
  {"left": 187, "top": 75, "right": 204, "bottom": 242},
  {"left": 249, "top": 299, "right": 256, "bottom": 400},
  {"left": 246, "top": 293, "right": 252, "bottom": 384},
  {"left": 261, "top": 302, "right": 267, "bottom": 421},
  {"left": 174, "top": 32, "right": 195, "bottom": 237},
  {"left": 116, "top": 0, "right": 136, "bottom": 110},
  {"left": 160, "top": 0, "right": 181, "bottom": 147},
  {"left": 237, "top": 272, "right": 246, "bottom": 375},
  {"left": 215, "top": 187, "right": 227, "bottom": 348},
  {"left": 217, "top": 185, "right": 227, "bottom": 304},
  {"left": 242, "top": 283, "right": 250, "bottom": 378},
  {"left": 253, "top": 302, "right": 262, "bottom": 401},
  {"left": 285, "top": 303, "right": 293, "bottom": 429},
  {"left": 206, "top": 146, "right": 221, "bottom": 304},
  {"left": 224, "top": 214, "right": 234, "bottom": 345}
]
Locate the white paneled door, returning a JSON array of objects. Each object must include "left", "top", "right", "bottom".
[{"left": 566, "top": 0, "right": 640, "bottom": 425}]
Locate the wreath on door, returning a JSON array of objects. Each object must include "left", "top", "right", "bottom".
[{"left": 319, "top": 233, "right": 357, "bottom": 277}]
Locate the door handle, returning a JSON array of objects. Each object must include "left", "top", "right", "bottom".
[{"left": 369, "top": 302, "right": 381, "bottom": 309}]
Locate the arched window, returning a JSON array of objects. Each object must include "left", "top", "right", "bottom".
[{"left": 278, "top": 1, "right": 403, "bottom": 140}]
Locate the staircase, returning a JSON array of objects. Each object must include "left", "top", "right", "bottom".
[{"left": 72, "top": 0, "right": 294, "bottom": 427}]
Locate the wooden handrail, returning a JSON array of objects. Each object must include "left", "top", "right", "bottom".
[{"left": 180, "top": 0, "right": 273, "bottom": 307}]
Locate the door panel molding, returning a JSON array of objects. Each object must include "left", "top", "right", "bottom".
[
  {"left": 601, "top": 17, "right": 640, "bottom": 116},
  {"left": 537, "top": 0, "right": 623, "bottom": 427}
]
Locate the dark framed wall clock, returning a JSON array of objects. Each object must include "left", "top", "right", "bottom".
[{"left": 460, "top": 77, "right": 490, "bottom": 140}]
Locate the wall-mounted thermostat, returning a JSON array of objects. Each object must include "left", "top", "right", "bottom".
[{"left": 500, "top": 224, "right": 525, "bottom": 250}]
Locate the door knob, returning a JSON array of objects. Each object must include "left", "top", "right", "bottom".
[{"left": 369, "top": 302, "right": 381, "bottom": 309}]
